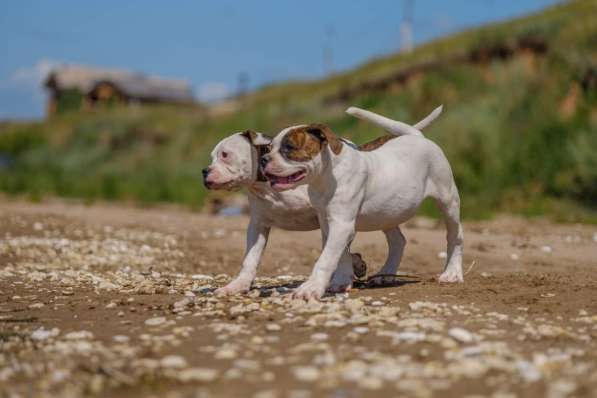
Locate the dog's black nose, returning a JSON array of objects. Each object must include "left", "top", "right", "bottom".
[
  {"left": 202, "top": 167, "right": 210, "bottom": 178},
  {"left": 260, "top": 155, "right": 269, "bottom": 169}
]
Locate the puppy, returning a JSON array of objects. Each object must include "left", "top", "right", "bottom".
[
  {"left": 262, "top": 106, "right": 463, "bottom": 300},
  {"left": 202, "top": 108, "right": 441, "bottom": 295}
]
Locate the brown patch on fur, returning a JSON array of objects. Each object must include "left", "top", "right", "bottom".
[
  {"left": 281, "top": 127, "right": 324, "bottom": 162},
  {"left": 280, "top": 124, "right": 344, "bottom": 161},
  {"left": 241, "top": 130, "right": 272, "bottom": 182},
  {"left": 241, "top": 129, "right": 258, "bottom": 143},
  {"left": 308, "top": 124, "right": 343, "bottom": 155},
  {"left": 358, "top": 135, "right": 397, "bottom": 152}
]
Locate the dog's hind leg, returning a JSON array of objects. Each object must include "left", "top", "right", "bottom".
[
  {"left": 424, "top": 144, "right": 464, "bottom": 283},
  {"left": 433, "top": 186, "right": 464, "bottom": 283},
  {"left": 369, "top": 227, "right": 406, "bottom": 285}
]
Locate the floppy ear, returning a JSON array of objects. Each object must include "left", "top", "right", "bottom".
[
  {"left": 306, "top": 124, "right": 343, "bottom": 155},
  {"left": 241, "top": 130, "right": 272, "bottom": 146}
]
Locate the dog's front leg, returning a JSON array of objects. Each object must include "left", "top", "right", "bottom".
[
  {"left": 216, "top": 219, "right": 270, "bottom": 295},
  {"left": 292, "top": 219, "right": 355, "bottom": 300}
]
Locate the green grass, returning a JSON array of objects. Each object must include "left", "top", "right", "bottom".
[{"left": 0, "top": 0, "right": 596, "bottom": 221}]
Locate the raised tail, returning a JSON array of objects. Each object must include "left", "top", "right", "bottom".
[{"left": 345, "top": 105, "right": 443, "bottom": 137}]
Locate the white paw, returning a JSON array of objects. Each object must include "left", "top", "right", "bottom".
[
  {"left": 438, "top": 269, "right": 463, "bottom": 283},
  {"left": 328, "top": 271, "right": 353, "bottom": 293},
  {"left": 215, "top": 277, "right": 252, "bottom": 295},
  {"left": 291, "top": 278, "right": 327, "bottom": 300}
]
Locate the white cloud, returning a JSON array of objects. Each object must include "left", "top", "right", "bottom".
[
  {"left": 195, "top": 82, "right": 231, "bottom": 103},
  {"left": 0, "top": 59, "right": 62, "bottom": 119},
  {"left": 5, "top": 58, "right": 60, "bottom": 89}
]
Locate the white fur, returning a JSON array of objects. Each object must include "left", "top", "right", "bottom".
[
  {"left": 346, "top": 105, "right": 443, "bottom": 134},
  {"left": 205, "top": 110, "right": 438, "bottom": 295},
  {"left": 265, "top": 107, "right": 463, "bottom": 300}
]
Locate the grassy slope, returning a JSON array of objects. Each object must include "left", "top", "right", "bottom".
[{"left": 0, "top": 0, "right": 595, "bottom": 220}]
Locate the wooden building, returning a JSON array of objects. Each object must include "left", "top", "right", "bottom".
[{"left": 44, "top": 65, "right": 194, "bottom": 115}]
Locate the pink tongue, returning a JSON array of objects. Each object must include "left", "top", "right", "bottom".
[{"left": 273, "top": 173, "right": 298, "bottom": 184}]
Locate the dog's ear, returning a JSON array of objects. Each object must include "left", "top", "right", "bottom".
[
  {"left": 306, "top": 124, "right": 343, "bottom": 155},
  {"left": 241, "top": 130, "right": 272, "bottom": 146}
]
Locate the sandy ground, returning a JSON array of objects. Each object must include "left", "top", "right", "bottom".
[{"left": 0, "top": 199, "right": 596, "bottom": 398}]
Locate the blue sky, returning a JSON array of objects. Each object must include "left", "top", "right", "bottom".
[{"left": 0, "top": 0, "right": 560, "bottom": 119}]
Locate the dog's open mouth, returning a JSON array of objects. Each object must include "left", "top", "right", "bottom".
[{"left": 266, "top": 170, "right": 306, "bottom": 188}]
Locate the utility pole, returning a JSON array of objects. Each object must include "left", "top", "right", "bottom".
[
  {"left": 400, "top": 0, "right": 414, "bottom": 53},
  {"left": 237, "top": 72, "right": 249, "bottom": 98}
]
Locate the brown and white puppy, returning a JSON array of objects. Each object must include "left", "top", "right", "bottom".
[{"left": 262, "top": 106, "right": 463, "bottom": 300}]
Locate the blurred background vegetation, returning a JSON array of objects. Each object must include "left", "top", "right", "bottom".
[{"left": 0, "top": 0, "right": 595, "bottom": 221}]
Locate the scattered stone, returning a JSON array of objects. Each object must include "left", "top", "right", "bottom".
[
  {"left": 31, "top": 327, "right": 60, "bottom": 341},
  {"left": 215, "top": 348, "right": 237, "bottom": 359},
  {"left": 448, "top": 327, "right": 475, "bottom": 343},
  {"left": 178, "top": 368, "right": 219, "bottom": 383},
  {"left": 310, "top": 333, "right": 328, "bottom": 341},
  {"left": 541, "top": 245, "right": 553, "bottom": 253},
  {"left": 292, "top": 366, "right": 320, "bottom": 382},
  {"left": 64, "top": 330, "right": 93, "bottom": 340},
  {"left": 111, "top": 335, "right": 129, "bottom": 343},
  {"left": 145, "top": 316, "right": 166, "bottom": 326},
  {"left": 266, "top": 323, "right": 281, "bottom": 332},
  {"left": 161, "top": 355, "right": 188, "bottom": 368}
]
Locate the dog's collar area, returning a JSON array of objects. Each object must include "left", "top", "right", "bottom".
[{"left": 256, "top": 144, "right": 270, "bottom": 182}]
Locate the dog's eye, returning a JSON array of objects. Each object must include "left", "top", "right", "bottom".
[
  {"left": 283, "top": 143, "right": 294, "bottom": 152},
  {"left": 221, "top": 151, "right": 229, "bottom": 159}
]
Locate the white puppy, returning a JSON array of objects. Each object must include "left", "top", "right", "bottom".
[
  {"left": 262, "top": 106, "right": 463, "bottom": 300},
  {"left": 202, "top": 108, "right": 441, "bottom": 295}
]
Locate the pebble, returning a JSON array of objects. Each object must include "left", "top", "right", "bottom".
[
  {"left": 31, "top": 327, "right": 60, "bottom": 341},
  {"left": 113, "top": 335, "right": 130, "bottom": 343},
  {"left": 160, "top": 355, "right": 188, "bottom": 368},
  {"left": 292, "top": 366, "right": 320, "bottom": 382},
  {"left": 541, "top": 245, "right": 553, "bottom": 253},
  {"left": 145, "top": 316, "right": 166, "bottom": 326},
  {"left": 191, "top": 274, "right": 214, "bottom": 281},
  {"left": 310, "top": 333, "right": 329, "bottom": 341},
  {"left": 448, "top": 327, "right": 475, "bottom": 343},
  {"left": 215, "top": 348, "right": 237, "bottom": 359},
  {"left": 266, "top": 323, "right": 282, "bottom": 332},
  {"left": 253, "top": 390, "right": 277, "bottom": 398},
  {"left": 174, "top": 298, "right": 191, "bottom": 308},
  {"left": 98, "top": 280, "right": 118, "bottom": 291},
  {"left": 64, "top": 331, "right": 94, "bottom": 340},
  {"left": 353, "top": 327, "right": 369, "bottom": 334}
]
